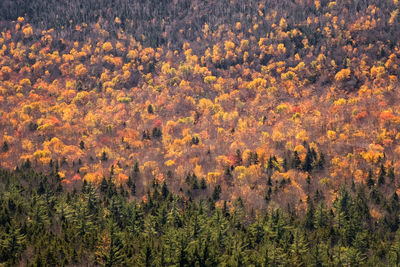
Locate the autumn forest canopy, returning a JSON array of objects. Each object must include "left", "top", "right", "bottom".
[{"left": 2, "top": 0, "right": 400, "bottom": 265}]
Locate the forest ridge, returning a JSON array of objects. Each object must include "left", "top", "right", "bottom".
[
  {"left": 3, "top": 0, "right": 400, "bottom": 266},
  {"left": 0, "top": 0, "right": 400, "bottom": 212}
]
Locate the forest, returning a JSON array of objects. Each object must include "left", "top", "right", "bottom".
[
  {"left": 1, "top": 0, "right": 400, "bottom": 265},
  {"left": 1, "top": 166, "right": 400, "bottom": 266}
]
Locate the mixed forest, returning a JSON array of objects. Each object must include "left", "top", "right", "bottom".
[{"left": 1, "top": 0, "right": 400, "bottom": 265}]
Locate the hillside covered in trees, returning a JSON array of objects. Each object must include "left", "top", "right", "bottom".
[
  {"left": 2, "top": 0, "right": 400, "bottom": 264},
  {"left": 1, "top": 167, "right": 400, "bottom": 266}
]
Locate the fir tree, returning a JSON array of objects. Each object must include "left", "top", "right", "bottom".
[
  {"left": 378, "top": 164, "right": 386, "bottom": 186},
  {"left": 147, "top": 104, "right": 154, "bottom": 114},
  {"left": 212, "top": 185, "right": 221, "bottom": 201},
  {"left": 305, "top": 195, "right": 315, "bottom": 230},
  {"left": 293, "top": 151, "right": 301, "bottom": 169},
  {"left": 200, "top": 178, "right": 207, "bottom": 190},
  {"left": 302, "top": 148, "right": 313, "bottom": 172},
  {"left": 366, "top": 169, "right": 374, "bottom": 188},
  {"left": 79, "top": 140, "right": 85, "bottom": 150},
  {"left": 2, "top": 141, "right": 9, "bottom": 152},
  {"left": 101, "top": 151, "right": 108, "bottom": 162}
]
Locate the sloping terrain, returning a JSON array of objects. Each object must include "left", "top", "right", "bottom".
[{"left": 0, "top": 0, "right": 400, "bottom": 211}]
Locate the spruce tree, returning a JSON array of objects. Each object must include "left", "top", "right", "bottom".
[
  {"left": 305, "top": 195, "right": 315, "bottom": 230},
  {"left": 388, "top": 166, "right": 396, "bottom": 183},
  {"left": 366, "top": 169, "right": 374, "bottom": 188},
  {"left": 293, "top": 151, "right": 301, "bottom": 169},
  {"left": 2, "top": 141, "right": 9, "bottom": 152},
  {"left": 302, "top": 148, "right": 313, "bottom": 172},
  {"left": 378, "top": 164, "right": 386, "bottom": 186},
  {"left": 212, "top": 185, "right": 221, "bottom": 201}
]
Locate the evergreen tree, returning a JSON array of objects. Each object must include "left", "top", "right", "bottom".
[
  {"left": 133, "top": 161, "right": 140, "bottom": 174},
  {"left": 293, "top": 151, "right": 301, "bottom": 169},
  {"left": 1, "top": 164, "right": 400, "bottom": 265},
  {"left": 100, "top": 177, "right": 108, "bottom": 193},
  {"left": 147, "top": 104, "right": 154, "bottom": 114},
  {"left": 289, "top": 230, "right": 308, "bottom": 266},
  {"left": 131, "top": 182, "right": 136, "bottom": 196},
  {"left": 302, "top": 148, "right": 313, "bottom": 172},
  {"left": 161, "top": 182, "right": 169, "bottom": 199},
  {"left": 212, "top": 185, "right": 221, "bottom": 201},
  {"left": 366, "top": 169, "right": 374, "bottom": 188},
  {"left": 79, "top": 140, "right": 85, "bottom": 150},
  {"left": 141, "top": 242, "right": 153, "bottom": 267},
  {"left": 200, "top": 178, "right": 207, "bottom": 190},
  {"left": 152, "top": 127, "right": 162, "bottom": 138},
  {"left": 0, "top": 224, "right": 25, "bottom": 264},
  {"left": 283, "top": 157, "right": 288, "bottom": 172},
  {"left": 314, "top": 201, "right": 329, "bottom": 229},
  {"left": 178, "top": 238, "right": 189, "bottom": 267},
  {"left": 224, "top": 165, "right": 232, "bottom": 177},
  {"left": 191, "top": 136, "right": 200, "bottom": 145},
  {"left": 127, "top": 176, "right": 133, "bottom": 188},
  {"left": 305, "top": 195, "right": 315, "bottom": 230},
  {"left": 390, "top": 230, "right": 400, "bottom": 267},
  {"left": 378, "top": 164, "right": 386, "bottom": 186},
  {"left": 96, "top": 222, "right": 125, "bottom": 267},
  {"left": 2, "top": 141, "right": 8, "bottom": 152},
  {"left": 101, "top": 151, "right": 108, "bottom": 162},
  {"left": 316, "top": 152, "right": 325, "bottom": 170},
  {"left": 388, "top": 166, "right": 396, "bottom": 183}
]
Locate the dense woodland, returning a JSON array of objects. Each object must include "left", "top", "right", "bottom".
[
  {"left": 2, "top": 0, "right": 400, "bottom": 264},
  {"left": 1, "top": 166, "right": 400, "bottom": 266}
]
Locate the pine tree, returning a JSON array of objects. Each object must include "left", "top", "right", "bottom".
[
  {"left": 131, "top": 182, "right": 136, "bottom": 196},
  {"left": 86, "top": 182, "right": 98, "bottom": 213},
  {"left": 224, "top": 165, "right": 232, "bottom": 177},
  {"left": 265, "top": 187, "right": 272, "bottom": 203},
  {"left": 388, "top": 166, "right": 396, "bottom": 183},
  {"left": 289, "top": 230, "right": 308, "bottom": 266},
  {"left": 101, "top": 151, "right": 108, "bottom": 162},
  {"left": 147, "top": 104, "right": 154, "bottom": 114},
  {"left": 191, "top": 136, "right": 200, "bottom": 145},
  {"left": 212, "top": 185, "right": 221, "bottom": 201},
  {"left": 293, "top": 151, "right": 301, "bottom": 169},
  {"left": 101, "top": 177, "right": 108, "bottom": 193},
  {"left": 152, "top": 127, "right": 162, "bottom": 138},
  {"left": 95, "top": 222, "right": 124, "bottom": 267},
  {"left": 302, "top": 148, "right": 313, "bottom": 172},
  {"left": 378, "top": 164, "right": 386, "bottom": 186},
  {"left": 178, "top": 238, "right": 189, "bottom": 267},
  {"left": 314, "top": 201, "right": 329, "bottom": 229},
  {"left": 366, "top": 169, "right": 374, "bottom": 188},
  {"left": 192, "top": 178, "right": 199, "bottom": 190},
  {"left": 267, "top": 176, "right": 272, "bottom": 186},
  {"left": 390, "top": 230, "right": 400, "bottom": 267},
  {"left": 127, "top": 176, "right": 133, "bottom": 188},
  {"left": 268, "top": 156, "right": 274, "bottom": 170},
  {"left": 305, "top": 195, "right": 315, "bottom": 230},
  {"left": 316, "top": 152, "right": 325, "bottom": 170},
  {"left": 200, "top": 178, "right": 207, "bottom": 190},
  {"left": 309, "top": 243, "right": 324, "bottom": 267},
  {"left": 134, "top": 161, "right": 140, "bottom": 174},
  {"left": 2, "top": 141, "right": 9, "bottom": 152},
  {"left": 306, "top": 175, "right": 311, "bottom": 185},
  {"left": 161, "top": 182, "right": 169, "bottom": 199},
  {"left": 334, "top": 186, "right": 351, "bottom": 231},
  {"left": 1, "top": 224, "right": 25, "bottom": 264},
  {"left": 283, "top": 157, "right": 288, "bottom": 172},
  {"left": 142, "top": 242, "right": 153, "bottom": 267}
]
